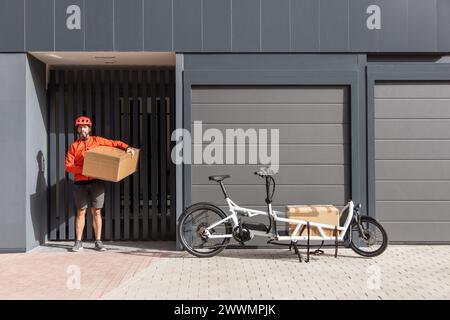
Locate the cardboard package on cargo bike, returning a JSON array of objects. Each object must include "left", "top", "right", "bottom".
[{"left": 285, "top": 204, "right": 341, "bottom": 257}]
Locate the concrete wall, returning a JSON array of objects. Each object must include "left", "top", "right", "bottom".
[
  {"left": 0, "top": 53, "right": 48, "bottom": 253},
  {"left": 25, "top": 55, "right": 48, "bottom": 251},
  {"left": 0, "top": 54, "right": 27, "bottom": 252}
]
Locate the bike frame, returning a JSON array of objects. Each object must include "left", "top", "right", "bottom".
[{"left": 204, "top": 197, "right": 355, "bottom": 242}]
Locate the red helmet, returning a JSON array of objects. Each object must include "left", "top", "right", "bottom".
[{"left": 75, "top": 116, "right": 92, "bottom": 127}]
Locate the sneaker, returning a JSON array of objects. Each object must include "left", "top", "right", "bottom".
[
  {"left": 72, "top": 240, "right": 83, "bottom": 252},
  {"left": 94, "top": 240, "right": 107, "bottom": 252}
]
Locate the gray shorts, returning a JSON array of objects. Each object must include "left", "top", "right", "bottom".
[{"left": 73, "top": 180, "right": 105, "bottom": 209}]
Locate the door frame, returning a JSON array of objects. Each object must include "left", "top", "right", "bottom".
[{"left": 181, "top": 54, "right": 367, "bottom": 222}]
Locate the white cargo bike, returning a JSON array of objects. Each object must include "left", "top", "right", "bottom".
[{"left": 178, "top": 167, "right": 388, "bottom": 262}]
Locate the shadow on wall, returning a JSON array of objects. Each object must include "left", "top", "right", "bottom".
[
  {"left": 27, "top": 54, "right": 48, "bottom": 133},
  {"left": 29, "top": 150, "right": 47, "bottom": 245}
]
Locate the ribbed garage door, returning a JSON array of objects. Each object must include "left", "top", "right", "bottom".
[
  {"left": 375, "top": 81, "right": 450, "bottom": 243},
  {"left": 191, "top": 86, "right": 350, "bottom": 245}
]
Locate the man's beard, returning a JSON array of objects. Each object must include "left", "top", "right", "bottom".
[{"left": 79, "top": 132, "right": 89, "bottom": 140}]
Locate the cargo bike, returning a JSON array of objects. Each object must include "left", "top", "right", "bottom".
[{"left": 178, "top": 167, "right": 388, "bottom": 262}]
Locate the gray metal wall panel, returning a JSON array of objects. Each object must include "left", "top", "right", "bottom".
[
  {"left": 376, "top": 161, "right": 450, "bottom": 180},
  {"left": 375, "top": 99, "right": 450, "bottom": 118},
  {"left": 192, "top": 144, "right": 349, "bottom": 164},
  {"left": 376, "top": 141, "right": 450, "bottom": 159},
  {"left": 261, "top": 0, "right": 290, "bottom": 52},
  {"left": 407, "top": 0, "right": 437, "bottom": 52},
  {"left": 193, "top": 104, "right": 349, "bottom": 124},
  {"left": 376, "top": 120, "right": 450, "bottom": 139},
  {"left": 231, "top": 0, "right": 260, "bottom": 52},
  {"left": 377, "top": 0, "right": 408, "bottom": 52},
  {"left": 0, "top": 0, "right": 449, "bottom": 53},
  {"left": 192, "top": 185, "right": 348, "bottom": 206},
  {"left": 191, "top": 86, "right": 348, "bottom": 103},
  {"left": 348, "top": 0, "right": 379, "bottom": 52},
  {"left": 184, "top": 54, "right": 358, "bottom": 70},
  {"left": 377, "top": 202, "right": 450, "bottom": 221},
  {"left": 197, "top": 124, "right": 349, "bottom": 144},
  {"left": 0, "top": 0, "right": 24, "bottom": 51},
  {"left": 193, "top": 165, "right": 349, "bottom": 185},
  {"left": 144, "top": 0, "right": 173, "bottom": 51},
  {"left": 191, "top": 86, "right": 350, "bottom": 222},
  {"left": 375, "top": 82, "right": 450, "bottom": 242},
  {"left": 25, "top": 0, "right": 54, "bottom": 51},
  {"left": 173, "top": 0, "right": 202, "bottom": 52},
  {"left": 55, "top": 0, "right": 84, "bottom": 50},
  {"left": 376, "top": 82, "right": 450, "bottom": 98},
  {"left": 85, "top": 0, "right": 114, "bottom": 51},
  {"left": 291, "top": 0, "right": 320, "bottom": 52},
  {"left": 383, "top": 223, "right": 450, "bottom": 242},
  {"left": 203, "top": 0, "right": 231, "bottom": 52},
  {"left": 437, "top": 0, "right": 450, "bottom": 51},
  {"left": 114, "top": 0, "right": 143, "bottom": 50},
  {"left": 0, "top": 54, "right": 26, "bottom": 251},
  {"left": 377, "top": 181, "right": 450, "bottom": 201},
  {"left": 319, "top": 0, "right": 349, "bottom": 52}
]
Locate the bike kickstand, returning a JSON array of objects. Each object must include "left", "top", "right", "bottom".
[
  {"left": 291, "top": 241, "right": 302, "bottom": 263},
  {"left": 305, "top": 222, "right": 310, "bottom": 263},
  {"left": 334, "top": 226, "right": 338, "bottom": 258}
]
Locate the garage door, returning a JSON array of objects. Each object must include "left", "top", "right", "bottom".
[
  {"left": 375, "top": 81, "right": 450, "bottom": 243},
  {"left": 191, "top": 85, "right": 350, "bottom": 244}
]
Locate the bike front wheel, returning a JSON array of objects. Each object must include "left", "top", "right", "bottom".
[
  {"left": 177, "top": 203, "right": 233, "bottom": 258},
  {"left": 349, "top": 216, "right": 388, "bottom": 257}
]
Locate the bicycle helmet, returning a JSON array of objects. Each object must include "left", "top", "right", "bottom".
[{"left": 75, "top": 116, "right": 92, "bottom": 127}]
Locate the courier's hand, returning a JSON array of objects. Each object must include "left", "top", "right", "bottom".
[{"left": 126, "top": 147, "right": 136, "bottom": 157}]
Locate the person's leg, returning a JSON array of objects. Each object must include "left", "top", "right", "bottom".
[
  {"left": 75, "top": 208, "right": 87, "bottom": 241},
  {"left": 89, "top": 180, "right": 106, "bottom": 251},
  {"left": 73, "top": 184, "right": 88, "bottom": 245},
  {"left": 91, "top": 207, "right": 102, "bottom": 241}
]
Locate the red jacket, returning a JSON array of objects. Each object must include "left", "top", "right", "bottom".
[{"left": 65, "top": 136, "right": 129, "bottom": 182}]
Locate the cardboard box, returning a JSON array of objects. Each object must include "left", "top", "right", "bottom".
[
  {"left": 82, "top": 146, "right": 140, "bottom": 182},
  {"left": 286, "top": 205, "right": 340, "bottom": 237}
]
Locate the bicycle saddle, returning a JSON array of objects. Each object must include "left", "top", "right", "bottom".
[{"left": 208, "top": 175, "right": 230, "bottom": 182}]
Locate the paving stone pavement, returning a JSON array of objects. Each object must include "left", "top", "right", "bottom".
[
  {"left": 1, "top": 242, "right": 449, "bottom": 300},
  {"left": 102, "top": 245, "right": 450, "bottom": 300},
  {"left": 0, "top": 241, "right": 174, "bottom": 300}
]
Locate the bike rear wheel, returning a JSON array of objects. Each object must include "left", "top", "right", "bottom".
[
  {"left": 178, "top": 203, "right": 233, "bottom": 258},
  {"left": 350, "top": 216, "right": 388, "bottom": 257}
]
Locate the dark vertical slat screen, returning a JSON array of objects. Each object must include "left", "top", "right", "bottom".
[
  {"left": 67, "top": 70, "right": 76, "bottom": 240},
  {"left": 150, "top": 70, "right": 158, "bottom": 240},
  {"left": 103, "top": 70, "right": 112, "bottom": 240},
  {"left": 141, "top": 70, "right": 149, "bottom": 239},
  {"left": 112, "top": 71, "right": 121, "bottom": 240},
  {"left": 122, "top": 70, "right": 130, "bottom": 240},
  {"left": 169, "top": 70, "right": 176, "bottom": 239},
  {"left": 94, "top": 71, "right": 102, "bottom": 137},
  {"left": 131, "top": 70, "right": 140, "bottom": 240},
  {"left": 48, "top": 68, "right": 175, "bottom": 241},
  {"left": 159, "top": 70, "right": 167, "bottom": 240},
  {"left": 57, "top": 70, "right": 66, "bottom": 240},
  {"left": 49, "top": 70, "right": 57, "bottom": 240},
  {"left": 85, "top": 70, "right": 93, "bottom": 240}
]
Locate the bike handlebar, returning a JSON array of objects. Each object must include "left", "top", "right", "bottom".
[{"left": 254, "top": 166, "right": 278, "bottom": 177}]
